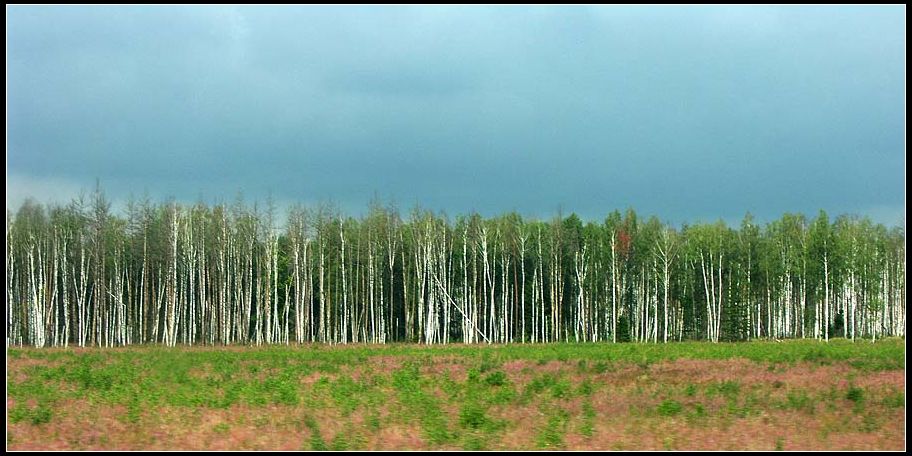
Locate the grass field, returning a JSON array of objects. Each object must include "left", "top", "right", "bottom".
[{"left": 6, "top": 338, "right": 905, "bottom": 450}]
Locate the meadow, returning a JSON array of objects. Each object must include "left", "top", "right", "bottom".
[{"left": 6, "top": 338, "right": 905, "bottom": 450}]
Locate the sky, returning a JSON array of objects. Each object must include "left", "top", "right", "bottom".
[{"left": 6, "top": 5, "right": 906, "bottom": 228}]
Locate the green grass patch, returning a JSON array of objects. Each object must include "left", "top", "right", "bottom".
[
  {"left": 536, "top": 408, "right": 570, "bottom": 449},
  {"left": 304, "top": 415, "right": 328, "bottom": 451},
  {"left": 550, "top": 378, "right": 572, "bottom": 399},
  {"left": 580, "top": 400, "right": 596, "bottom": 437},
  {"left": 782, "top": 389, "right": 815, "bottom": 414},
  {"left": 458, "top": 402, "right": 489, "bottom": 430},
  {"left": 881, "top": 389, "right": 904, "bottom": 409},
  {"left": 706, "top": 380, "right": 741, "bottom": 399},
  {"left": 482, "top": 370, "right": 507, "bottom": 387},
  {"left": 657, "top": 399, "right": 683, "bottom": 417},
  {"left": 391, "top": 364, "right": 453, "bottom": 445},
  {"left": 845, "top": 385, "right": 864, "bottom": 403},
  {"left": 684, "top": 383, "right": 697, "bottom": 397}
]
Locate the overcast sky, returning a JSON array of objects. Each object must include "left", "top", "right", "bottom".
[{"left": 7, "top": 5, "right": 906, "bottom": 227}]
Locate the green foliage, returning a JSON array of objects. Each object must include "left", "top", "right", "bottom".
[
  {"left": 462, "top": 436, "right": 486, "bottom": 451},
  {"left": 577, "top": 379, "right": 593, "bottom": 396},
  {"left": 482, "top": 371, "right": 507, "bottom": 387},
  {"left": 478, "top": 353, "right": 503, "bottom": 373},
  {"left": 615, "top": 315, "right": 632, "bottom": 343},
  {"left": 8, "top": 405, "right": 31, "bottom": 424},
  {"left": 304, "top": 415, "right": 328, "bottom": 451},
  {"left": 802, "top": 348, "right": 832, "bottom": 365},
  {"left": 846, "top": 385, "right": 865, "bottom": 413},
  {"left": 727, "top": 390, "right": 759, "bottom": 418},
  {"left": 263, "top": 374, "right": 300, "bottom": 406},
  {"left": 392, "top": 363, "right": 420, "bottom": 389},
  {"left": 536, "top": 408, "right": 569, "bottom": 449},
  {"left": 550, "top": 378, "right": 572, "bottom": 399},
  {"left": 657, "top": 399, "right": 683, "bottom": 417},
  {"left": 706, "top": 380, "right": 741, "bottom": 399},
  {"left": 490, "top": 385, "right": 517, "bottom": 405},
  {"left": 69, "top": 358, "right": 116, "bottom": 391},
  {"left": 330, "top": 376, "right": 363, "bottom": 415},
  {"left": 580, "top": 401, "right": 596, "bottom": 437},
  {"left": 783, "top": 389, "right": 815, "bottom": 414},
  {"left": 6, "top": 190, "right": 888, "bottom": 349},
  {"left": 330, "top": 432, "right": 351, "bottom": 451},
  {"left": 10, "top": 404, "right": 53, "bottom": 425},
  {"left": 466, "top": 367, "right": 481, "bottom": 383},
  {"left": 881, "top": 390, "right": 904, "bottom": 408},
  {"left": 524, "top": 373, "right": 558, "bottom": 397},
  {"left": 684, "top": 383, "right": 697, "bottom": 397},
  {"left": 689, "top": 402, "right": 706, "bottom": 419},
  {"left": 845, "top": 385, "right": 864, "bottom": 404},
  {"left": 367, "top": 411, "right": 381, "bottom": 431},
  {"left": 391, "top": 364, "right": 453, "bottom": 445},
  {"left": 30, "top": 406, "right": 52, "bottom": 425},
  {"left": 459, "top": 402, "right": 489, "bottom": 430}
]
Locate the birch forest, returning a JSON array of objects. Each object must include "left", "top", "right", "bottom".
[{"left": 6, "top": 187, "right": 906, "bottom": 348}]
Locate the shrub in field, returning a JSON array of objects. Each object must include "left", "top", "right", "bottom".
[
  {"left": 483, "top": 371, "right": 507, "bottom": 387},
  {"left": 846, "top": 385, "right": 865, "bottom": 413},
  {"left": 685, "top": 383, "right": 697, "bottom": 397},
  {"left": 550, "top": 379, "right": 572, "bottom": 399},
  {"left": 9, "top": 404, "right": 53, "bottom": 425},
  {"left": 657, "top": 399, "right": 683, "bottom": 417},
  {"left": 688, "top": 402, "right": 706, "bottom": 419},
  {"left": 30, "top": 406, "right": 52, "bottom": 425},
  {"left": 467, "top": 367, "right": 481, "bottom": 383},
  {"left": 266, "top": 375, "right": 300, "bottom": 406},
  {"left": 577, "top": 379, "right": 593, "bottom": 396},
  {"left": 845, "top": 385, "right": 864, "bottom": 404},
  {"left": 525, "top": 373, "right": 558, "bottom": 396},
  {"left": 489, "top": 385, "right": 518, "bottom": 405},
  {"left": 459, "top": 402, "right": 489, "bottom": 429},
  {"left": 392, "top": 363, "right": 422, "bottom": 391},
  {"left": 71, "top": 362, "right": 115, "bottom": 391}
]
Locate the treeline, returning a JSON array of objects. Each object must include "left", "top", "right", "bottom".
[{"left": 6, "top": 187, "right": 905, "bottom": 347}]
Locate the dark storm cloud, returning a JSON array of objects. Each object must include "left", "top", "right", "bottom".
[{"left": 7, "top": 6, "right": 906, "bottom": 227}]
